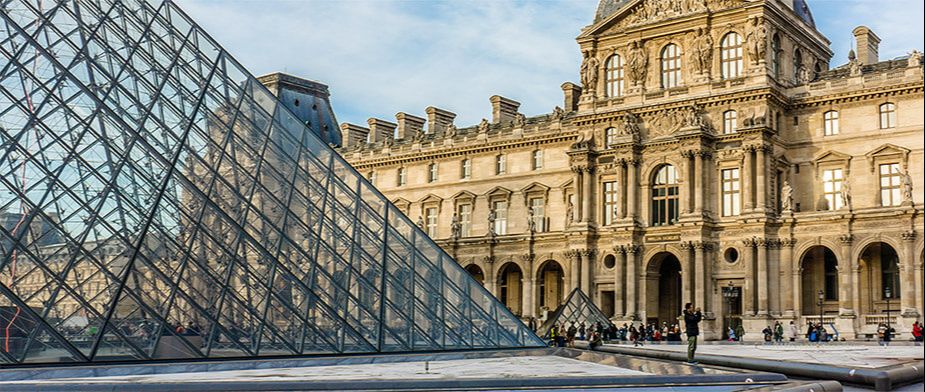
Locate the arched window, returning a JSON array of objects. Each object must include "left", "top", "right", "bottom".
[
  {"left": 605, "top": 54, "right": 624, "bottom": 98},
  {"left": 723, "top": 110, "right": 737, "bottom": 134},
  {"left": 660, "top": 44, "right": 682, "bottom": 88},
  {"left": 651, "top": 165, "right": 679, "bottom": 226},
  {"left": 881, "top": 250, "right": 901, "bottom": 299},
  {"left": 721, "top": 32, "right": 743, "bottom": 79},
  {"left": 771, "top": 34, "right": 782, "bottom": 79},
  {"left": 823, "top": 110, "right": 839, "bottom": 136},
  {"left": 793, "top": 48, "right": 803, "bottom": 82},
  {"left": 879, "top": 103, "right": 896, "bottom": 129}
]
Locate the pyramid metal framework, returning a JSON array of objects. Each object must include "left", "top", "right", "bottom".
[
  {"left": 538, "top": 289, "right": 611, "bottom": 339},
  {"left": 0, "top": 0, "right": 542, "bottom": 364}
]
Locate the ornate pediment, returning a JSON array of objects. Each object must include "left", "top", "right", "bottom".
[
  {"left": 585, "top": 0, "right": 743, "bottom": 37},
  {"left": 484, "top": 186, "right": 513, "bottom": 199},
  {"left": 812, "top": 150, "right": 852, "bottom": 176},
  {"left": 864, "top": 143, "right": 910, "bottom": 172},
  {"left": 643, "top": 104, "right": 713, "bottom": 139}
]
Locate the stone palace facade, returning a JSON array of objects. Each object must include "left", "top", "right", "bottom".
[{"left": 323, "top": 0, "right": 924, "bottom": 339}]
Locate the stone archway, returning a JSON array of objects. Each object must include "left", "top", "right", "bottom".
[
  {"left": 465, "top": 264, "right": 485, "bottom": 285},
  {"left": 497, "top": 262, "right": 523, "bottom": 316},
  {"left": 645, "top": 252, "right": 682, "bottom": 325},
  {"left": 858, "top": 242, "right": 900, "bottom": 325},
  {"left": 800, "top": 245, "right": 839, "bottom": 316},
  {"left": 536, "top": 260, "right": 565, "bottom": 317}
]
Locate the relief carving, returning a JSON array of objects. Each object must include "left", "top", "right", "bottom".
[
  {"left": 690, "top": 27, "right": 714, "bottom": 75},
  {"left": 580, "top": 50, "right": 600, "bottom": 92},
  {"left": 745, "top": 16, "right": 768, "bottom": 65},
  {"left": 627, "top": 40, "right": 648, "bottom": 86}
]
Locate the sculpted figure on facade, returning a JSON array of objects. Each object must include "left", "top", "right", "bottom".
[
  {"left": 412, "top": 128, "right": 426, "bottom": 143},
  {"left": 416, "top": 216, "right": 425, "bottom": 229},
  {"left": 627, "top": 41, "right": 648, "bottom": 86},
  {"left": 477, "top": 118, "right": 490, "bottom": 134},
  {"left": 580, "top": 50, "right": 600, "bottom": 92},
  {"left": 690, "top": 27, "right": 714, "bottom": 75},
  {"left": 487, "top": 208, "right": 497, "bottom": 236},
  {"left": 901, "top": 170, "right": 914, "bottom": 203},
  {"left": 444, "top": 124, "right": 457, "bottom": 139},
  {"left": 780, "top": 180, "right": 793, "bottom": 211},
  {"left": 513, "top": 112, "right": 526, "bottom": 128},
  {"left": 527, "top": 207, "right": 536, "bottom": 233},
  {"left": 745, "top": 16, "right": 767, "bottom": 65},
  {"left": 848, "top": 50, "right": 862, "bottom": 76},
  {"left": 908, "top": 50, "right": 922, "bottom": 68},
  {"left": 841, "top": 176, "right": 853, "bottom": 210},
  {"left": 566, "top": 201, "right": 575, "bottom": 225},
  {"left": 450, "top": 213, "right": 461, "bottom": 239},
  {"left": 619, "top": 112, "right": 641, "bottom": 136},
  {"left": 551, "top": 106, "right": 565, "bottom": 121}
]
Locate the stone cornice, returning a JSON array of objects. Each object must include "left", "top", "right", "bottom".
[{"left": 789, "top": 81, "right": 924, "bottom": 108}]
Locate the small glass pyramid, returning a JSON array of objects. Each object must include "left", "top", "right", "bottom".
[
  {"left": 538, "top": 289, "right": 611, "bottom": 338},
  {"left": 0, "top": 0, "right": 542, "bottom": 364}
]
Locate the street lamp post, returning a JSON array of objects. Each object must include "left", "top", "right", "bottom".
[
  {"left": 722, "top": 281, "right": 738, "bottom": 339},
  {"left": 884, "top": 287, "right": 892, "bottom": 330},
  {"left": 817, "top": 289, "right": 825, "bottom": 342}
]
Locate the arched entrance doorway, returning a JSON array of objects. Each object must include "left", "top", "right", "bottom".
[
  {"left": 536, "top": 260, "right": 565, "bottom": 317},
  {"left": 800, "top": 246, "right": 839, "bottom": 317},
  {"left": 858, "top": 242, "right": 900, "bottom": 326},
  {"left": 497, "top": 262, "right": 523, "bottom": 316},
  {"left": 645, "top": 252, "right": 682, "bottom": 325},
  {"left": 465, "top": 264, "right": 484, "bottom": 285}
]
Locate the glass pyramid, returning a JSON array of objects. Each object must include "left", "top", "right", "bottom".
[
  {"left": 0, "top": 0, "right": 542, "bottom": 364},
  {"left": 537, "top": 289, "right": 611, "bottom": 339}
]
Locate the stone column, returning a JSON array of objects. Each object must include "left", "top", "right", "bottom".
[
  {"left": 572, "top": 166, "right": 584, "bottom": 223},
  {"left": 680, "top": 151, "right": 692, "bottom": 214},
  {"left": 900, "top": 231, "right": 918, "bottom": 316},
  {"left": 756, "top": 145, "right": 767, "bottom": 211},
  {"left": 694, "top": 151, "right": 705, "bottom": 214},
  {"left": 583, "top": 167, "right": 596, "bottom": 224},
  {"left": 617, "top": 162, "right": 627, "bottom": 219},
  {"left": 484, "top": 258, "right": 497, "bottom": 297},
  {"left": 521, "top": 254, "right": 535, "bottom": 319},
  {"left": 568, "top": 250, "right": 580, "bottom": 294},
  {"left": 743, "top": 147, "right": 754, "bottom": 211},
  {"left": 780, "top": 239, "right": 796, "bottom": 317},
  {"left": 757, "top": 238, "right": 769, "bottom": 316},
  {"left": 626, "top": 159, "right": 638, "bottom": 221},
  {"left": 695, "top": 241, "right": 707, "bottom": 311},
  {"left": 625, "top": 245, "right": 638, "bottom": 319},
  {"left": 680, "top": 242, "right": 693, "bottom": 308},
  {"left": 838, "top": 234, "right": 856, "bottom": 316},
  {"left": 742, "top": 238, "right": 756, "bottom": 316},
  {"left": 581, "top": 249, "right": 594, "bottom": 295},
  {"left": 614, "top": 246, "right": 625, "bottom": 317},
  {"left": 792, "top": 269, "right": 802, "bottom": 317}
]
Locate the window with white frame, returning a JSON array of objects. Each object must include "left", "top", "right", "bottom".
[
  {"left": 651, "top": 165, "right": 680, "bottom": 226},
  {"left": 879, "top": 163, "right": 902, "bottom": 207},
  {"left": 492, "top": 200, "right": 508, "bottom": 235},
  {"left": 397, "top": 167, "right": 406, "bottom": 186},
  {"left": 428, "top": 162, "right": 438, "bottom": 183},
  {"left": 879, "top": 103, "right": 896, "bottom": 129},
  {"left": 723, "top": 110, "right": 737, "bottom": 134},
  {"left": 661, "top": 44, "right": 682, "bottom": 88},
  {"left": 721, "top": 32, "right": 744, "bottom": 79},
  {"left": 602, "top": 181, "right": 618, "bottom": 225},
  {"left": 605, "top": 127, "right": 618, "bottom": 147},
  {"left": 425, "top": 207, "right": 438, "bottom": 237},
  {"left": 532, "top": 150, "right": 544, "bottom": 170},
  {"left": 822, "top": 168, "right": 844, "bottom": 210},
  {"left": 529, "top": 197, "right": 545, "bottom": 232},
  {"left": 605, "top": 54, "right": 624, "bottom": 98},
  {"left": 458, "top": 203, "right": 472, "bottom": 237},
  {"left": 461, "top": 159, "right": 471, "bottom": 179},
  {"left": 495, "top": 154, "right": 507, "bottom": 175},
  {"left": 823, "top": 110, "right": 839, "bottom": 136},
  {"left": 721, "top": 168, "right": 741, "bottom": 216}
]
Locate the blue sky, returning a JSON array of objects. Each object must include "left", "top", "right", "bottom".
[{"left": 177, "top": 0, "right": 924, "bottom": 128}]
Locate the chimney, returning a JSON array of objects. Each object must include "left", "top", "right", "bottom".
[
  {"left": 366, "top": 118, "right": 397, "bottom": 143},
  {"left": 489, "top": 95, "right": 521, "bottom": 125},
  {"left": 561, "top": 82, "right": 582, "bottom": 112},
  {"left": 395, "top": 112, "right": 426, "bottom": 140},
  {"left": 339, "top": 123, "right": 369, "bottom": 148},
  {"left": 425, "top": 106, "right": 456, "bottom": 134},
  {"left": 852, "top": 26, "right": 880, "bottom": 65}
]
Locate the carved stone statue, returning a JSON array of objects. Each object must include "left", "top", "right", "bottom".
[
  {"left": 745, "top": 16, "right": 767, "bottom": 65},
  {"left": 513, "top": 112, "right": 526, "bottom": 128},
  {"left": 690, "top": 27, "right": 713, "bottom": 75},
  {"left": 477, "top": 118, "right": 490, "bottom": 134},
  {"left": 566, "top": 201, "right": 575, "bottom": 225},
  {"left": 840, "top": 176, "right": 852, "bottom": 210},
  {"left": 487, "top": 209, "right": 497, "bottom": 236},
  {"left": 450, "top": 213, "right": 461, "bottom": 239},
  {"left": 551, "top": 106, "right": 565, "bottom": 121},
  {"left": 781, "top": 180, "right": 793, "bottom": 211},
  {"left": 619, "top": 113, "right": 640, "bottom": 136},
  {"left": 412, "top": 128, "right": 425, "bottom": 142},
  {"left": 908, "top": 50, "right": 922, "bottom": 68},
  {"left": 580, "top": 50, "right": 600, "bottom": 91},
  {"left": 848, "top": 50, "right": 862, "bottom": 76},
  {"left": 445, "top": 124, "right": 457, "bottom": 139},
  {"left": 901, "top": 170, "right": 914, "bottom": 204},
  {"left": 527, "top": 207, "right": 536, "bottom": 233},
  {"left": 416, "top": 216, "right": 425, "bottom": 229},
  {"left": 627, "top": 41, "right": 648, "bottom": 86}
]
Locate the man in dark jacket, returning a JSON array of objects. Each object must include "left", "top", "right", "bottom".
[{"left": 683, "top": 302, "right": 703, "bottom": 364}]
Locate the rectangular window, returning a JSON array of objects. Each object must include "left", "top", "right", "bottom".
[
  {"left": 496, "top": 155, "right": 507, "bottom": 175},
  {"left": 879, "top": 103, "right": 896, "bottom": 129},
  {"left": 532, "top": 150, "right": 544, "bottom": 170},
  {"left": 823, "top": 111, "right": 839, "bottom": 136},
  {"left": 397, "top": 168, "right": 406, "bottom": 186},
  {"left": 822, "top": 168, "right": 844, "bottom": 210},
  {"left": 368, "top": 171, "right": 376, "bottom": 186},
  {"left": 879, "top": 163, "right": 902, "bottom": 207},
  {"left": 723, "top": 111, "right": 737, "bottom": 134},
  {"left": 721, "top": 168, "right": 741, "bottom": 216},
  {"left": 428, "top": 163, "right": 438, "bottom": 183},
  {"left": 458, "top": 204, "right": 472, "bottom": 237},
  {"left": 602, "top": 181, "right": 618, "bottom": 225},
  {"left": 425, "top": 207, "right": 438, "bottom": 237},
  {"left": 605, "top": 127, "right": 617, "bottom": 147},
  {"left": 492, "top": 200, "right": 508, "bottom": 235},
  {"left": 461, "top": 159, "right": 471, "bottom": 179},
  {"left": 530, "top": 197, "right": 545, "bottom": 232}
]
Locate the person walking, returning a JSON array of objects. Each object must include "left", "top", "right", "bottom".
[
  {"left": 683, "top": 303, "right": 703, "bottom": 364},
  {"left": 882, "top": 324, "right": 894, "bottom": 347},
  {"left": 788, "top": 321, "right": 799, "bottom": 343},
  {"left": 912, "top": 321, "right": 923, "bottom": 345},
  {"left": 774, "top": 321, "right": 784, "bottom": 344}
]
